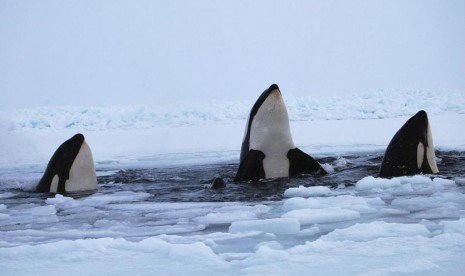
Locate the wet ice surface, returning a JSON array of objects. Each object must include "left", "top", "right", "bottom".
[{"left": 1, "top": 151, "right": 465, "bottom": 275}]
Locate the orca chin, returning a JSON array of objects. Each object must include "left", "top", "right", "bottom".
[
  {"left": 234, "top": 84, "right": 326, "bottom": 182},
  {"left": 379, "top": 110, "right": 439, "bottom": 178},
  {"left": 35, "top": 133, "right": 97, "bottom": 194}
]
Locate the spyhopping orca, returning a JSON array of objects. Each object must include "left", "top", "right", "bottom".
[
  {"left": 35, "top": 133, "right": 97, "bottom": 193},
  {"left": 379, "top": 110, "right": 439, "bottom": 177},
  {"left": 234, "top": 84, "right": 326, "bottom": 182}
]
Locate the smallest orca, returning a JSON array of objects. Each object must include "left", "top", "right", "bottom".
[
  {"left": 379, "top": 110, "right": 439, "bottom": 177},
  {"left": 35, "top": 133, "right": 97, "bottom": 194},
  {"left": 210, "top": 177, "right": 226, "bottom": 189}
]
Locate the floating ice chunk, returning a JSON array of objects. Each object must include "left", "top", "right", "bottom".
[
  {"left": 391, "top": 183, "right": 414, "bottom": 194},
  {"left": 298, "top": 226, "right": 320, "bottom": 236},
  {"left": 432, "top": 177, "right": 456, "bottom": 186},
  {"left": 282, "top": 207, "right": 360, "bottom": 225},
  {"left": 283, "top": 186, "right": 331, "bottom": 198},
  {"left": 320, "top": 195, "right": 382, "bottom": 213},
  {"left": 436, "top": 191, "right": 465, "bottom": 202},
  {"left": 194, "top": 204, "right": 271, "bottom": 225},
  {"left": 356, "top": 176, "right": 402, "bottom": 191},
  {"left": 282, "top": 197, "right": 321, "bottom": 211},
  {"left": 213, "top": 204, "right": 271, "bottom": 215},
  {"left": 358, "top": 259, "right": 443, "bottom": 276},
  {"left": 282, "top": 195, "right": 381, "bottom": 214},
  {"left": 254, "top": 244, "right": 290, "bottom": 260},
  {"left": 320, "top": 163, "right": 335, "bottom": 174},
  {"left": 46, "top": 194, "right": 81, "bottom": 209},
  {"left": 254, "top": 241, "right": 284, "bottom": 251},
  {"left": 196, "top": 211, "right": 257, "bottom": 225},
  {"left": 229, "top": 218, "right": 300, "bottom": 234},
  {"left": 454, "top": 177, "right": 465, "bottom": 186},
  {"left": 379, "top": 208, "right": 410, "bottom": 215},
  {"left": 398, "top": 175, "right": 433, "bottom": 185},
  {"left": 321, "top": 221, "right": 431, "bottom": 242},
  {"left": 333, "top": 156, "right": 348, "bottom": 168},
  {"left": 82, "top": 191, "right": 152, "bottom": 206},
  {"left": 442, "top": 218, "right": 465, "bottom": 234},
  {"left": 390, "top": 194, "right": 454, "bottom": 212},
  {"left": 30, "top": 205, "right": 56, "bottom": 216},
  {"left": 46, "top": 194, "right": 71, "bottom": 205},
  {"left": 320, "top": 157, "right": 348, "bottom": 174},
  {"left": 27, "top": 205, "right": 59, "bottom": 223}
]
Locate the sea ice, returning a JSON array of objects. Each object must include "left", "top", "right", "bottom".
[
  {"left": 282, "top": 207, "right": 361, "bottom": 225},
  {"left": 321, "top": 221, "right": 431, "bottom": 241},
  {"left": 283, "top": 185, "right": 332, "bottom": 198},
  {"left": 229, "top": 218, "right": 300, "bottom": 235},
  {"left": 355, "top": 176, "right": 402, "bottom": 191},
  {"left": 196, "top": 211, "right": 258, "bottom": 225}
]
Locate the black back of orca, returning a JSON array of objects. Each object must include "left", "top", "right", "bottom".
[
  {"left": 379, "top": 110, "right": 438, "bottom": 177},
  {"left": 235, "top": 84, "right": 326, "bottom": 182},
  {"left": 35, "top": 134, "right": 85, "bottom": 193}
]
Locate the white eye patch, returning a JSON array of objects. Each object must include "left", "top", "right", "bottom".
[
  {"left": 50, "top": 174, "right": 59, "bottom": 193},
  {"left": 426, "top": 123, "right": 439, "bottom": 173},
  {"left": 417, "top": 142, "right": 425, "bottom": 169}
]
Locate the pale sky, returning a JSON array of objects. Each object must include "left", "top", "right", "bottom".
[{"left": 1, "top": 0, "right": 464, "bottom": 109}]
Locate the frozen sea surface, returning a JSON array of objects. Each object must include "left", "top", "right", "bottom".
[
  {"left": 1, "top": 151, "right": 464, "bottom": 275},
  {"left": 1, "top": 92, "right": 465, "bottom": 275}
]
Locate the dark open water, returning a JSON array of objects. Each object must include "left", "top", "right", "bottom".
[
  {"left": 95, "top": 150, "right": 465, "bottom": 202},
  {"left": 1, "top": 151, "right": 464, "bottom": 205}
]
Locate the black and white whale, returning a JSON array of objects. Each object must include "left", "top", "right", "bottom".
[
  {"left": 379, "top": 110, "right": 439, "bottom": 177},
  {"left": 234, "top": 84, "right": 326, "bottom": 182},
  {"left": 35, "top": 133, "right": 97, "bottom": 193}
]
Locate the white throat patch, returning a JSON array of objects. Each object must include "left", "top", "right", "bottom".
[
  {"left": 249, "top": 90, "right": 295, "bottom": 178},
  {"left": 65, "top": 141, "right": 97, "bottom": 192}
]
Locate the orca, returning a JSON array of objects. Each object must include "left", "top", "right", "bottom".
[
  {"left": 234, "top": 84, "right": 326, "bottom": 182},
  {"left": 35, "top": 133, "right": 97, "bottom": 193},
  {"left": 379, "top": 110, "right": 439, "bottom": 177},
  {"left": 210, "top": 177, "right": 226, "bottom": 189}
]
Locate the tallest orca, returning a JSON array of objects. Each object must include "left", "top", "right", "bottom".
[{"left": 234, "top": 84, "right": 326, "bottom": 182}]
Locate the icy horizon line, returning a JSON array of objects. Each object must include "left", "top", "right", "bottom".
[{"left": 1, "top": 89, "right": 464, "bottom": 131}]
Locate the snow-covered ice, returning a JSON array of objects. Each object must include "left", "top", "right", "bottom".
[{"left": 1, "top": 91, "right": 465, "bottom": 275}]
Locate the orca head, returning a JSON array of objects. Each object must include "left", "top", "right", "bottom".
[
  {"left": 379, "top": 110, "right": 438, "bottom": 177},
  {"left": 36, "top": 133, "right": 97, "bottom": 194},
  {"left": 239, "top": 84, "right": 296, "bottom": 178},
  {"left": 240, "top": 84, "right": 295, "bottom": 162},
  {"left": 235, "top": 84, "right": 326, "bottom": 181}
]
